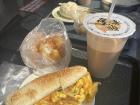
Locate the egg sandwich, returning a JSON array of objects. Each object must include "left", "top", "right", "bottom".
[{"left": 6, "top": 66, "right": 100, "bottom": 105}]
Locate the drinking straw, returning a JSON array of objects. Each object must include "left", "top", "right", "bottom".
[{"left": 107, "top": 0, "right": 116, "bottom": 22}]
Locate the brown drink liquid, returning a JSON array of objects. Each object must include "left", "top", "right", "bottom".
[
  {"left": 87, "top": 45, "right": 121, "bottom": 78},
  {"left": 87, "top": 32, "right": 126, "bottom": 78},
  {"left": 84, "top": 13, "right": 136, "bottom": 78}
]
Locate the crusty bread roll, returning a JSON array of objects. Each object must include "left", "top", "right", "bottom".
[{"left": 5, "top": 66, "right": 88, "bottom": 105}]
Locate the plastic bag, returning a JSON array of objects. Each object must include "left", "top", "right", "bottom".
[
  {"left": 73, "top": 8, "right": 89, "bottom": 35},
  {"left": 20, "top": 18, "right": 72, "bottom": 75},
  {"left": 0, "top": 62, "right": 31, "bottom": 105}
]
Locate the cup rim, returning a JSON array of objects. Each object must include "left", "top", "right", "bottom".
[{"left": 83, "top": 13, "right": 136, "bottom": 39}]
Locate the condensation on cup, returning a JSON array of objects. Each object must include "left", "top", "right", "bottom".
[{"left": 84, "top": 13, "right": 136, "bottom": 78}]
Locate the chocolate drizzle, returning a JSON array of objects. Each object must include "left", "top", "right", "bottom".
[{"left": 95, "top": 18, "right": 120, "bottom": 31}]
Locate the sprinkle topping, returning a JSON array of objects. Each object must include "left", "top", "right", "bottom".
[
  {"left": 95, "top": 18, "right": 120, "bottom": 32},
  {"left": 83, "top": 13, "right": 136, "bottom": 38}
]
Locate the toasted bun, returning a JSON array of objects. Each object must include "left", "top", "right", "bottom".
[
  {"left": 6, "top": 66, "right": 88, "bottom": 105},
  {"left": 59, "top": 66, "right": 88, "bottom": 89}
]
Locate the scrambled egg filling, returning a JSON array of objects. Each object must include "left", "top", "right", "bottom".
[{"left": 34, "top": 74, "right": 100, "bottom": 105}]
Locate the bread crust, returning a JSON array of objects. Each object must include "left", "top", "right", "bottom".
[
  {"left": 59, "top": 66, "right": 88, "bottom": 89},
  {"left": 5, "top": 66, "right": 88, "bottom": 105}
]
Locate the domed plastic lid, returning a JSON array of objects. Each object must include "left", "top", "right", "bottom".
[{"left": 83, "top": 13, "right": 136, "bottom": 38}]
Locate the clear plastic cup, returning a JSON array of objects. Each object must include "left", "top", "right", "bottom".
[
  {"left": 73, "top": 9, "right": 89, "bottom": 35},
  {"left": 83, "top": 13, "right": 136, "bottom": 78}
]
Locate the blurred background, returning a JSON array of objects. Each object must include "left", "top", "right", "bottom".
[{"left": 0, "top": 0, "right": 140, "bottom": 31}]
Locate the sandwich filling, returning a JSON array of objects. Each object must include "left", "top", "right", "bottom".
[{"left": 34, "top": 74, "right": 100, "bottom": 105}]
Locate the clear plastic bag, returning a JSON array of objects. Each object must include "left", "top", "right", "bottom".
[
  {"left": 20, "top": 18, "right": 72, "bottom": 75},
  {"left": 0, "top": 62, "right": 31, "bottom": 105},
  {"left": 73, "top": 8, "right": 89, "bottom": 35}
]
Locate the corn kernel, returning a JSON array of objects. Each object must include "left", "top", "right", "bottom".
[
  {"left": 75, "top": 94, "right": 85, "bottom": 102},
  {"left": 51, "top": 95, "right": 59, "bottom": 102},
  {"left": 59, "top": 101, "right": 63, "bottom": 105},
  {"left": 76, "top": 79, "right": 83, "bottom": 86},
  {"left": 72, "top": 87, "right": 80, "bottom": 95},
  {"left": 80, "top": 88, "right": 84, "bottom": 95},
  {"left": 59, "top": 93, "right": 66, "bottom": 98}
]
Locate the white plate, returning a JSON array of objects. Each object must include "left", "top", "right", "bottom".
[
  {"left": 20, "top": 73, "right": 95, "bottom": 105},
  {"left": 52, "top": 6, "right": 74, "bottom": 23}
]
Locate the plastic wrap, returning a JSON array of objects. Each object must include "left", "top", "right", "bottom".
[
  {"left": 20, "top": 18, "right": 72, "bottom": 75},
  {"left": 0, "top": 62, "right": 31, "bottom": 105},
  {"left": 73, "top": 9, "right": 89, "bottom": 35}
]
